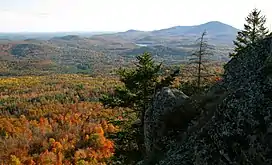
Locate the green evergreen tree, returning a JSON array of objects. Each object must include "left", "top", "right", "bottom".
[
  {"left": 100, "top": 52, "right": 178, "bottom": 154},
  {"left": 100, "top": 52, "right": 178, "bottom": 122},
  {"left": 230, "top": 8, "right": 269, "bottom": 57},
  {"left": 100, "top": 53, "right": 158, "bottom": 119}
]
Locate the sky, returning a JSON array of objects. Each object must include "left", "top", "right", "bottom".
[{"left": 0, "top": 0, "right": 271, "bottom": 32}]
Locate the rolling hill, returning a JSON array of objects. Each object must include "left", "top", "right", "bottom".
[{"left": 0, "top": 21, "right": 238, "bottom": 76}]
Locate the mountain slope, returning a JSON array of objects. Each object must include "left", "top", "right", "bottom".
[
  {"left": 122, "top": 45, "right": 188, "bottom": 57},
  {"left": 95, "top": 30, "right": 150, "bottom": 42},
  {"left": 94, "top": 21, "right": 239, "bottom": 46},
  {"left": 152, "top": 21, "right": 239, "bottom": 36},
  {"left": 0, "top": 37, "right": 134, "bottom": 76}
]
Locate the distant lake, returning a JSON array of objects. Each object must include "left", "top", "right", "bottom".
[{"left": 135, "top": 43, "right": 148, "bottom": 47}]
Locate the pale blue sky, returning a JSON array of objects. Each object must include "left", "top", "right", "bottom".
[{"left": 0, "top": 0, "right": 271, "bottom": 32}]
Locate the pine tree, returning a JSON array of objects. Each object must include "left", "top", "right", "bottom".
[
  {"left": 230, "top": 8, "right": 269, "bottom": 57},
  {"left": 99, "top": 52, "right": 178, "bottom": 155},
  {"left": 100, "top": 52, "right": 178, "bottom": 122}
]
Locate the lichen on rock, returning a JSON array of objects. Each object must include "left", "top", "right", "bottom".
[{"left": 141, "top": 37, "right": 272, "bottom": 165}]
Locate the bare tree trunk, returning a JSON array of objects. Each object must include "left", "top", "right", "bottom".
[{"left": 197, "top": 31, "right": 205, "bottom": 90}]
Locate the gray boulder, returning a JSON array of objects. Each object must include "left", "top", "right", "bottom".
[{"left": 143, "top": 87, "right": 189, "bottom": 164}]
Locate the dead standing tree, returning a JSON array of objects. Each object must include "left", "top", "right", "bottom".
[{"left": 189, "top": 30, "right": 214, "bottom": 91}]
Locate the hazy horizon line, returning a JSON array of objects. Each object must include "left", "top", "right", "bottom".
[{"left": 0, "top": 20, "right": 240, "bottom": 34}]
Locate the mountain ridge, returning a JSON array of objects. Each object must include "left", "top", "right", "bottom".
[
  {"left": 151, "top": 21, "right": 239, "bottom": 35},
  {"left": 113, "top": 21, "right": 239, "bottom": 35},
  {"left": 95, "top": 21, "right": 239, "bottom": 46}
]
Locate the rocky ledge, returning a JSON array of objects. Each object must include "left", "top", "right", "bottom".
[{"left": 141, "top": 36, "right": 272, "bottom": 165}]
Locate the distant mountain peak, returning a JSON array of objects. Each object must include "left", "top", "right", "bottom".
[
  {"left": 151, "top": 21, "right": 239, "bottom": 37},
  {"left": 200, "top": 21, "right": 236, "bottom": 27},
  {"left": 125, "top": 29, "right": 142, "bottom": 33},
  {"left": 204, "top": 21, "right": 225, "bottom": 24}
]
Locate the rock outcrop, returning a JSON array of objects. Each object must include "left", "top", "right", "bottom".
[
  {"left": 144, "top": 88, "right": 189, "bottom": 164},
  {"left": 142, "top": 37, "right": 272, "bottom": 165}
]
